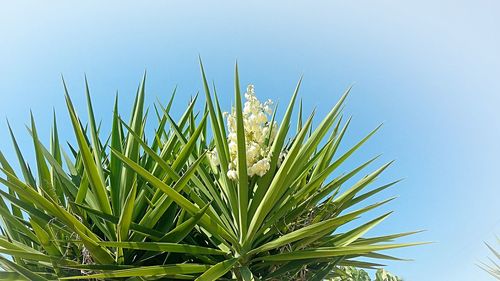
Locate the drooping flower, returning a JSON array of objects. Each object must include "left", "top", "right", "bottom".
[{"left": 207, "top": 149, "right": 220, "bottom": 167}]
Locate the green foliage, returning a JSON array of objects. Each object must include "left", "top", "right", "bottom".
[{"left": 0, "top": 62, "right": 420, "bottom": 280}]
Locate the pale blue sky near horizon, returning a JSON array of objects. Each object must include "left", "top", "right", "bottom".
[{"left": 1, "top": 1, "right": 499, "bottom": 280}]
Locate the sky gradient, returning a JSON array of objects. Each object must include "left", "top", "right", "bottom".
[{"left": 1, "top": 1, "right": 499, "bottom": 280}]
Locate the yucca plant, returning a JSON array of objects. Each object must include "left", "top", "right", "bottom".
[
  {"left": 479, "top": 237, "right": 500, "bottom": 279},
  {"left": 0, "top": 61, "right": 420, "bottom": 280}
]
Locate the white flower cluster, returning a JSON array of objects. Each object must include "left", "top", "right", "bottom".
[{"left": 208, "top": 84, "right": 278, "bottom": 180}]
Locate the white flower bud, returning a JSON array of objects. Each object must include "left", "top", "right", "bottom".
[
  {"left": 208, "top": 149, "right": 220, "bottom": 166},
  {"left": 227, "top": 170, "right": 238, "bottom": 180}
]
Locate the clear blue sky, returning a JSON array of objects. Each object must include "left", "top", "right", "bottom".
[{"left": 1, "top": 1, "right": 499, "bottom": 280}]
